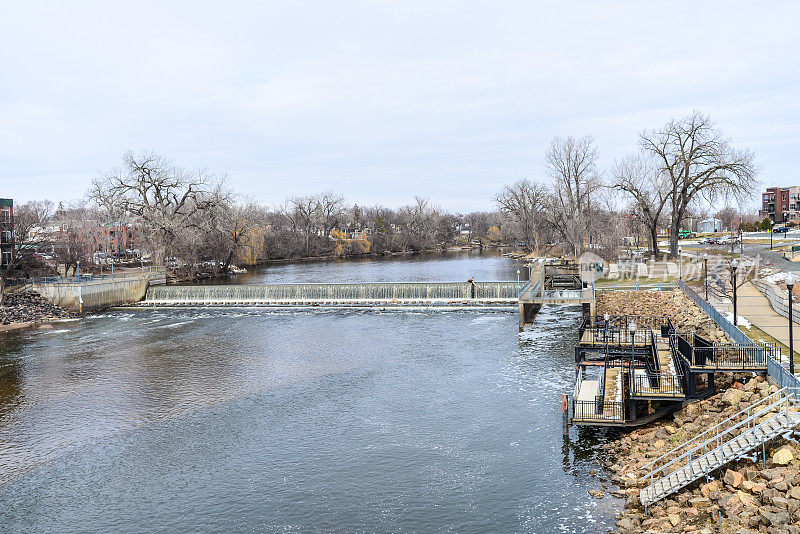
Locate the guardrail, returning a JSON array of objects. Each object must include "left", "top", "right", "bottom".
[
  {"left": 522, "top": 288, "right": 592, "bottom": 300},
  {"left": 22, "top": 266, "right": 166, "bottom": 285},
  {"left": 595, "top": 282, "right": 677, "bottom": 292},
  {"left": 671, "top": 332, "right": 772, "bottom": 370}
]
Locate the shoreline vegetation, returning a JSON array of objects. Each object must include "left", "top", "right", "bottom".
[
  {"left": 168, "top": 244, "right": 523, "bottom": 283},
  {"left": 594, "top": 290, "right": 800, "bottom": 533}
]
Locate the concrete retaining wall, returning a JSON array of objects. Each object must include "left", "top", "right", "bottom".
[{"left": 29, "top": 276, "right": 155, "bottom": 311}]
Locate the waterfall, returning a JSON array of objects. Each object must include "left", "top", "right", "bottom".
[{"left": 144, "top": 282, "right": 521, "bottom": 303}]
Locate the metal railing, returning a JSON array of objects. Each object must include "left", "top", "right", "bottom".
[
  {"left": 642, "top": 388, "right": 795, "bottom": 487},
  {"left": 22, "top": 266, "right": 166, "bottom": 285},
  {"left": 595, "top": 282, "right": 677, "bottom": 292},
  {"left": 679, "top": 281, "right": 794, "bottom": 378},
  {"left": 523, "top": 288, "right": 591, "bottom": 300},
  {"left": 580, "top": 324, "right": 655, "bottom": 347},
  {"left": 582, "top": 315, "right": 672, "bottom": 334},
  {"left": 633, "top": 373, "right": 684, "bottom": 397},
  {"left": 671, "top": 332, "right": 772, "bottom": 370},
  {"left": 572, "top": 399, "right": 625, "bottom": 422}
]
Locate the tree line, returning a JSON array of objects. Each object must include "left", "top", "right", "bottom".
[
  {"left": 496, "top": 111, "right": 759, "bottom": 259},
  {"left": 1, "top": 110, "right": 760, "bottom": 283}
]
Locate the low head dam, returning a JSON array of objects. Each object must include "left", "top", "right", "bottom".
[{"left": 140, "top": 281, "right": 522, "bottom": 307}]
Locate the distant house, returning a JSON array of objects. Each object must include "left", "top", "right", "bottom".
[
  {"left": 0, "top": 198, "right": 13, "bottom": 268},
  {"left": 698, "top": 218, "right": 723, "bottom": 233}
]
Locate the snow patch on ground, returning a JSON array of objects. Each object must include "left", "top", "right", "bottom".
[
  {"left": 725, "top": 312, "right": 752, "bottom": 328},
  {"left": 765, "top": 271, "right": 792, "bottom": 284}
]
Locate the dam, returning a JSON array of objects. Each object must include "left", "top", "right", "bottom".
[
  {"left": 139, "top": 281, "right": 522, "bottom": 307},
  {"left": 137, "top": 259, "right": 595, "bottom": 329}
]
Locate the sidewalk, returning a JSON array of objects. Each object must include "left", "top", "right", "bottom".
[{"left": 723, "top": 282, "right": 800, "bottom": 360}]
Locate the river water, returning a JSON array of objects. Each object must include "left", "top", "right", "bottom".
[{"left": 0, "top": 251, "right": 621, "bottom": 532}]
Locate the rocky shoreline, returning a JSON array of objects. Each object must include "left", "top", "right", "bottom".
[
  {"left": 0, "top": 291, "right": 76, "bottom": 331},
  {"left": 592, "top": 290, "right": 800, "bottom": 533}
]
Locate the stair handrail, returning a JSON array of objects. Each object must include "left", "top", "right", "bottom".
[
  {"left": 644, "top": 389, "right": 793, "bottom": 484},
  {"left": 642, "top": 387, "right": 788, "bottom": 472},
  {"left": 643, "top": 392, "right": 797, "bottom": 500},
  {"left": 642, "top": 403, "right": 797, "bottom": 504}
]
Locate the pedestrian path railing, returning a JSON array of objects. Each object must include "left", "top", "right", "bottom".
[{"left": 678, "top": 280, "right": 800, "bottom": 395}]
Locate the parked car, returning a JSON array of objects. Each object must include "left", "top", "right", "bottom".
[{"left": 773, "top": 226, "right": 789, "bottom": 234}]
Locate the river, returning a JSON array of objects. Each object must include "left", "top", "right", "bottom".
[{"left": 0, "top": 251, "right": 622, "bottom": 532}]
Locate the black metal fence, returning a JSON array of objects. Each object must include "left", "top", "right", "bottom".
[
  {"left": 672, "top": 331, "right": 771, "bottom": 370},
  {"left": 572, "top": 399, "right": 625, "bottom": 422},
  {"left": 580, "top": 324, "right": 655, "bottom": 347}
]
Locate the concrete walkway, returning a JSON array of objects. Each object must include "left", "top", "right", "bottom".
[{"left": 723, "top": 282, "right": 800, "bottom": 360}]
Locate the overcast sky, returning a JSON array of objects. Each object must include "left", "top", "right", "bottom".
[{"left": 1, "top": 1, "right": 798, "bottom": 211}]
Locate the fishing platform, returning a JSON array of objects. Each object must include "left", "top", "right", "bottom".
[{"left": 569, "top": 314, "right": 776, "bottom": 427}]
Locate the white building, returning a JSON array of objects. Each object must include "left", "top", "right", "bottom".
[{"left": 697, "top": 218, "right": 723, "bottom": 233}]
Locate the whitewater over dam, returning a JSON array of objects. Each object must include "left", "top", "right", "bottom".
[{"left": 139, "top": 281, "right": 522, "bottom": 307}]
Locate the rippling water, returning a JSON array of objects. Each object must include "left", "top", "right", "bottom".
[{"left": 0, "top": 253, "right": 621, "bottom": 532}]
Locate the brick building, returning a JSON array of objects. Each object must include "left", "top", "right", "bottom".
[
  {"left": 760, "top": 187, "right": 791, "bottom": 224},
  {"left": 89, "top": 225, "right": 135, "bottom": 256},
  {"left": 0, "top": 198, "right": 13, "bottom": 268}
]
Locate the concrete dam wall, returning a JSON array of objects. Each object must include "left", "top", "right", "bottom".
[{"left": 29, "top": 274, "right": 165, "bottom": 311}]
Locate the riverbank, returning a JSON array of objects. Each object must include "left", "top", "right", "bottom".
[
  {"left": 593, "top": 290, "right": 800, "bottom": 533},
  {"left": 0, "top": 291, "right": 77, "bottom": 333}
]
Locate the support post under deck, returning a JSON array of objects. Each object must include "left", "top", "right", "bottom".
[{"left": 519, "top": 302, "right": 541, "bottom": 328}]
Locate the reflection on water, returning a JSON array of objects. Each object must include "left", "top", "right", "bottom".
[
  {"left": 208, "top": 248, "right": 530, "bottom": 284},
  {"left": 0, "top": 255, "right": 621, "bottom": 533}
]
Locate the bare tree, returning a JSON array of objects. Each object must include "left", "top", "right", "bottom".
[
  {"left": 611, "top": 154, "right": 670, "bottom": 255},
  {"left": 640, "top": 111, "right": 758, "bottom": 256},
  {"left": 315, "top": 192, "right": 345, "bottom": 237},
  {"left": 545, "top": 135, "right": 602, "bottom": 254},
  {"left": 282, "top": 196, "right": 318, "bottom": 255},
  {"left": 494, "top": 179, "right": 548, "bottom": 250},
  {"left": 89, "top": 151, "right": 227, "bottom": 263}
]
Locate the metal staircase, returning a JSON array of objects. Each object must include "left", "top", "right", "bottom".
[{"left": 640, "top": 388, "right": 800, "bottom": 507}]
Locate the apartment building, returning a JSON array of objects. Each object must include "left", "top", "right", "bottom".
[
  {"left": 0, "top": 198, "right": 13, "bottom": 267},
  {"left": 760, "top": 186, "right": 791, "bottom": 223}
]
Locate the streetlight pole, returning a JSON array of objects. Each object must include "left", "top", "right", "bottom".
[
  {"left": 771, "top": 219, "right": 774, "bottom": 250},
  {"left": 629, "top": 321, "right": 637, "bottom": 395},
  {"left": 703, "top": 253, "right": 709, "bottom": 301},
  {"left": 516, "top": 269, "right": 520, "bottom": 291},
  {"left": 731, "top": 259, "right": 739, "bottom": 326},
  {"left": 678, "top": 246, "right": 683, "bottom": 280},
  {"left": 788, "top": 273, "right": 795, "bottom": 375}
]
